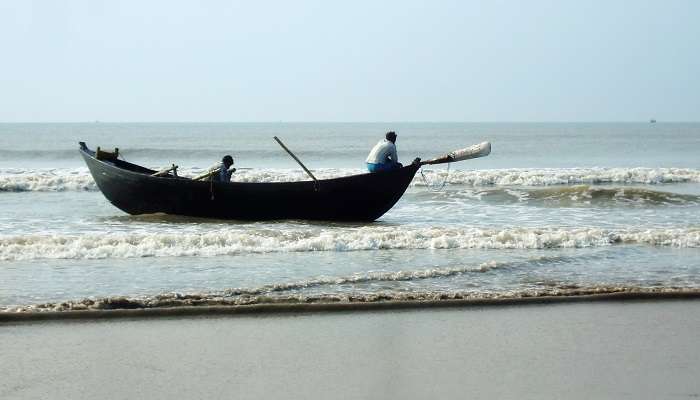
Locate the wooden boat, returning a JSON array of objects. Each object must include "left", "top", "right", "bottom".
[
  {"left": 79, "top": 142, "right": 420, "bottom": 221},
  {"left": 80, "top": 140, "right": 490, "bottom": 221}
]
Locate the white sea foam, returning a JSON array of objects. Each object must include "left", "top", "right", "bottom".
[
  {"left": 419, "top": 167, "right": 700, "bottom": 186},
  {"left": 2, "top": 167, "right": 700, "bottom": 192},
  {"left": 1, "top": 226, "right": 698, "bottom": 261},
  {"left": 0, "top": 168, "right": 97, "bottom": 192}
]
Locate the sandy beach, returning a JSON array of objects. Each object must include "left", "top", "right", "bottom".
[{"left": 1, "top": 299, "right": 699, "bottom": 400}]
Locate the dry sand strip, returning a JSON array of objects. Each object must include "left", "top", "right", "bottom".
[{"left": 1, "top": 299, "right": 699, "bottom": 400}]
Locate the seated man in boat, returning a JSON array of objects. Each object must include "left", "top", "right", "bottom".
[
  {"left": 366, "top": 131, "right": 403, "bottom": 172},
  {"left": 218, "top": 155, "right": 235, "bottom": 182}
]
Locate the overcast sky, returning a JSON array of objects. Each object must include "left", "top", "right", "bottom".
[{"left": 1, "top": 0, "right": 698, "bottom": 122}]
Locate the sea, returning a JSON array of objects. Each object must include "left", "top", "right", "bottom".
[{"left": 1, "top": 122, "right": 699, "bottom": 312}]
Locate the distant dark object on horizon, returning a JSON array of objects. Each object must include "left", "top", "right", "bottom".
[{"left": 650, "top": 119, "right": 657, "bottom": 123}]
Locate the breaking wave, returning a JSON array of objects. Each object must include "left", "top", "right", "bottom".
[
  {"left": 0, "top": 168, "right": 97, "bottom": 192},
  {"left": 2, "top": 167, "right": 700, "bottom": 193},
  {"left": 2, "top": 226, "right": 698, "bottom": 261},
  {"left": 423, "top": 167, "right": 700, "bottom": 186}
]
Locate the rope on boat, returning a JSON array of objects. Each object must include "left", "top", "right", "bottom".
[{"left": 419, "top": 162, "right": 451, "bottom": 191}]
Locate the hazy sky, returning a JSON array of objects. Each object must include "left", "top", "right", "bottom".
[{"left": 1, "top": 0, "right": 698, "bottom": 122}]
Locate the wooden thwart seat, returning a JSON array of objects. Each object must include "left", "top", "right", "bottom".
[{"left": 152, "top": 164, "right": 179, "bottom": 177}]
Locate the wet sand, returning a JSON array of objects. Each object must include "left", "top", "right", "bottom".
[{"left": 1, "top": 300, "right": 699, "bottom": 400}]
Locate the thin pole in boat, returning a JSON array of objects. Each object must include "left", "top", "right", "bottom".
[{"left": 273, "top": 136, "right": 318, "bottom": 183}]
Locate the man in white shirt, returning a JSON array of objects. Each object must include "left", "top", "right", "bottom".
[{"left": 366, "top": 131, "right": 403, "bottom": 172}]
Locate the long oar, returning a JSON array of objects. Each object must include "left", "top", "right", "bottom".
[
  {"left": 273, "top": 136, "right": 318, "bottom": 182},
  {"left": 420, "top": 141, "right": 491, "bottom": 165}
]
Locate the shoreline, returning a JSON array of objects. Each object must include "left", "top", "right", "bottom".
[{"left": 2, "top": 290, "right": 699, "bottom": 323}]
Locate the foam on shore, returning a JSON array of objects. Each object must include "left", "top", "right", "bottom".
[
  {"left": 2, "top": 286, "right": 699, "bottom": 317},
  {"left": 1, "top": 226, "right": 698, "bottom": 261}
]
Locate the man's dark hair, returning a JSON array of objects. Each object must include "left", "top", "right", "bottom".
[
  {"left": 222, "top": 155, "right": 234, "bottom": 167},
  {"left": 385, "top": 131, "right": 397, "bottom": 142}
]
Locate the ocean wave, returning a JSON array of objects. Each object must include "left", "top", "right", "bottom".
[
  {"left": 219, "top": 260, "right": 514, "bottom": 296},
  {"left": 419, "top": 167, "right": 700, "bottom": 186},
  {"left": 2, "top": 167, "right": 700, "bottom": 193},
  {"left": 0, "top": 168, "right": 97, "bottom": 192},
  {"left": 4, "top": 286, "right": 698, "bottom": 313},
  {"left": 452, "top": 185, "right": 700, "bottom": 206},
  {"left": 0, "top": 149, "right": 83, "bottom": 160},
  {"left": 1, "top": 226, "right": 698, "bottom": 261},
  {"left": 0, "top": 167, "right": 359, "bottom": 192}
]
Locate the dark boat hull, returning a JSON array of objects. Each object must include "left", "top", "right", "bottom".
[{"left": 80, "top": 145, "right": 418, "bottom": 221}]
